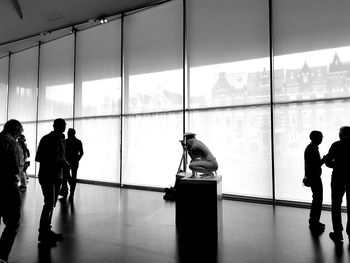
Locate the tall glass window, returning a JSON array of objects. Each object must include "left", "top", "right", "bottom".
[
  {"left": 75, "top": 20, "right": 122, "bottom": 117},
  {"left": 8, "top": 47, "right": 38, "bottom": 121},
  {"left": 187, "top": 0, "right": 271, "bottom": 197},
  {"left": 124, "top": 0, "right": 183, "bottom": 114},
  {"left": 188, "top": 0, "right": 270, "bottom": 109},
  {"left": 75, "top": 20, "right": 122, "bottom": 182},
  {"left": 122, "top": 0, "right": 183, "bottom": 187},
  {"left": 273, "top": 0, "right": 350, "bottom": 203},
  {"left": 0, "top": 56, "right": 9, "bottom": 124},
  {"left": 38, "top": 35, "right": 74, "bottom": 120}
]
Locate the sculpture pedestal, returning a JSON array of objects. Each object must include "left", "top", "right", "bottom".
[{"left": 176, "top": 173, "right": 222, "bottom": 245}]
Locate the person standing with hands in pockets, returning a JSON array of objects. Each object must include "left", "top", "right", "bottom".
[{"left": 304, "top": 130, "right": 326, "bottom": 233}]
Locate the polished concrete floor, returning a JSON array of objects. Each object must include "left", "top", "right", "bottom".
[{"left": 1, "top": 178, "right": 350, "bottom": 263}]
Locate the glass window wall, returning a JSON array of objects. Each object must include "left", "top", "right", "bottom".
[
  {"left": 38, "top": 35, "right": 74, "bottom": 120},
  {"left": 3, "top": 0, "right": 350, "bottom": 205},
  {"left": 0, "top": 56, "right": 9, "bottom": 124},
  {"left": 122, "top": 112, "right": 183, "bottom": 187},
  {"left": 75, "top": 20, "right": 122, "bottom": 117},
  {"left": 188, "top": 107, "right": 272, "bottom": 198},
  {"left": 8, "top": 47, "right": 38, "bottom": 122},
  {"left": 124, "top": 0, "right": 183, "bottom": 114},
  {"left": 187, "top": 0, "right": 270, "bottom": 108},
  {"left": 274, "top": 100, "right": 350, "bottom": 204},
  {"left": 74, "top": 117, "right": 121, "bottom": 183},
  {"left": 273, "top": 0, "right": 350, "bottom": 204}
]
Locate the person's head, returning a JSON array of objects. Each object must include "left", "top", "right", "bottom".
[
  {"left": 3, "top": 119, "right": 23, "bottom": 139},
  {"left": 339, "top": 126, "right": 350, "bottom": 140},
  {"left": 67, "top": 128, "right": 76, "bottom": 138},
  {"left": 309, "top": 130, "right": 323, "bottom": 145},
  {"left": 184, "top": 132, "right": 196, "bottom": 140},
  {"left": 184, "top": 132, "right": 196, "bottom": 141},
  {"left": 53, "top": 118, "right": 66, "bottom": 134},
  {"left": 184, "top": 132, "right": 196, "bottom": 147}
]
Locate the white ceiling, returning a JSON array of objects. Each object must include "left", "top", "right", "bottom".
[{"left": 0, "top": 0, "right": 161, "bottom": 57}]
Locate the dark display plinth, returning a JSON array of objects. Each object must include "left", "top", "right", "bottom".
[{"left": 176, "top": 173, "right": 222, "bottom": 246}]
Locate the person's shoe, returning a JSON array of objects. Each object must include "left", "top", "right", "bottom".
[
  {"left": 38, "top": 232, "right": 57, "bottom": 246},
  {"left": 309, "top": 223, "right": 325, "bottom": 234},
  {"left": 49, "top": 230, "right": 64, "bottom": 242},
  {"left": 329, "top": 232, "right": 344, "bottom": 245},
  {"left": 309, "top": 222, "right": 325, "bottom": 230}
]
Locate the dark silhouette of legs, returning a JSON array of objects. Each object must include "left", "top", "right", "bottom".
[
  {"left": 0, "top": 186, "right": 21, "bottom": 262},
  {"left": 68, "top": 164, "right": 78, "bottom": 196},
  {"left": 330, "top": 181, "right": 345, "bottom": 244},
  {"left": 309, "top": 178, "right": 324, "bottom": 232},
  {"left": 39, "top": 180, "right": 62, "bottom": 245}
]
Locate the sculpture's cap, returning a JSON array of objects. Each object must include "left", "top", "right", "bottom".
[{"left": 183, "top": 132, "right": 196, "bottom": 139}]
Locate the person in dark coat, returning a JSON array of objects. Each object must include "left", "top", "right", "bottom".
[
  {"left": 60, "top": 128, "right": 83, "bottom": 200},
  {"left": 0, "top": 119, "right": 23, "bottom": 263},
  {"left": 304, "top": 130, "right": 326, "bottom": 233},
  {"left": 35, "top": 118, "right": 69, "bottom": 246},
  {"left": 325, "top": 126, "right": 350, "bottom": 244}
]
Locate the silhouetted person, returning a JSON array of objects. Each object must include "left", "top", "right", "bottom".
[
  {"left": 36, "top": 118, "right": 69, "bottom": 246},
  {"left": 183, "top": 132, "right": 218, "bottom": 177},
  {"left": 0, "top": 119, "right": 23, "bottom": 263},
  {"left": 17, "top": 134, "right": 29, "bottom": 191},
  {"left": 61, "top": 128, "right": 83, "bottom": 200},
  {"left": 304, "top": 130, "right": 326, "bottom": 232},
  {"left": 325, "top": 126, "right": 350, "bottom": 244},
  {"left": 19, "top": 134, "right": 30, "bottom": 182}
]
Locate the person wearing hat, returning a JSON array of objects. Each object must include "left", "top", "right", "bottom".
[{"left": 183, "top": 132, "right": 218, "bottom": 177}]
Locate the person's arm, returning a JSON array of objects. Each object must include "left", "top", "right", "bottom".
[
  {"left": 187, "top": 149, "right": 195, "bottom": 162},
  {"left": 78, "top": 140, "right": 84, "bottom": 161},
  {"left": 35, "top": 138, "right": 45, "bottom": 163},
  {"left": 304, "top": 147, "right": 314, "bottom": 177},
  {"left": 191, "top": 140, "right": 214, "bottom": 160},
  {"left": 324, "top": 144, "right": 335, "bottom": 168},
  {"left": 8, "top": 139, "right": 19, "bottom": 178}
]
